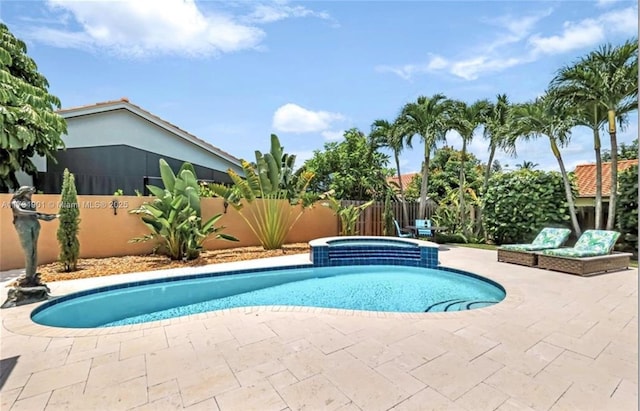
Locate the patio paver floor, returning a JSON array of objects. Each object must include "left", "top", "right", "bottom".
[{"left": 1, "top": 246, "right": 637, "bottom": 410}]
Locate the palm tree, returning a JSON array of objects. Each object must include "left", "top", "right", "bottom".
[
  {"left": 448, "top": 99, "right": 491, "bottom": 236},
  {"left": 516, "top": 160, "right": 539, "bottom": 170},
  {"left": 369, "top": 117, "right": 411, "bottom": 226},
  {"left": 400, "top": 94, "right": 452, "bottom": 218},
  {"left": 482, "top": 94, "right": 517, "bottom": 194},
  {"left": 511, "top": 94, "right": 582, "bottom": 236},
  {"left": 549, "top": 39, "right": 638, "bottom": 229}
]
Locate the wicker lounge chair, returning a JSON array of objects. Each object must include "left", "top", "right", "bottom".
[
  {"left": 497, "top": 228, "right": 571, "bottom": 267},
  {"left": 537, "top": 230, "right": 632, "bottom": 276}
]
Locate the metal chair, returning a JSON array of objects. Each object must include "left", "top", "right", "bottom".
[
  {"left": 415, "top": 219, "right": 432, "bottom": 238},
  {"left": 394, "top": 220, "right": 413, "bottom": 238}
]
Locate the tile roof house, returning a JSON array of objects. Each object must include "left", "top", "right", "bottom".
[
  {"left": 27, "top": 98, "right": 244, "bottom": 195},
  {"left": 574, "top": 159, "right": 638, "bottom": 201},
  {"left": 387, "top": 173, "right": 420, "bottom": 191},
  {"left": 573, "top": 159, "right": 638, "bottom": 229}
]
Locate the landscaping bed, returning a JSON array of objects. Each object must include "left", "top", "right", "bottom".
[{"left": 35, "top": 243, "right": 311, "bottom": 283}]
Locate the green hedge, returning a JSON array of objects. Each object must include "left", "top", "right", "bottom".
[
  {"left": 616, "top": 164, "right": 638, "bottom": 257},
  {"left": 483, "top": 170, "right": 572, "bottom": 244}
]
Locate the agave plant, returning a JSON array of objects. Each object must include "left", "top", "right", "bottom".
[
  {"left": 130, "top": 159, "right": 237, "bottom": 260},
  {"left": 210, "top": 134, "right": 315, "bottom": 250}
]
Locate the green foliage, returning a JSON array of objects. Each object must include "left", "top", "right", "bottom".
[
  {"left": 130, "top": 159, "right": 237, "bottom": 260},
  {"left": 303, "top": 128, "right": 392, "bottom": 200},
  {"left": 483, "top": 169, "right": 573, "bottom": 244},
  {"left": 0, "top": 24, "right": 67, "bottom": 191},
  {"left": 382, "top": 191, "right": 395, "bottom": 236},
  {"left": 404, "top": 147, "right": 483, "bottom": 203},
  {"left": 322, "top": 193, "right": 374, "bottom": 236},
  {"left": 616, "top": 164, "right": 638, "bottom": 256},
  {"left": 113, "top": 189, "right": 123, "bottom": 196},
  {"left": 603, "top": 139, "right": 638, "bottom": 161},
  {"left": 209, "top": 134, "right": 315, "bottom": 250},
  {"left": 56, "top": 168, "right": 80, "bottom": 272}
]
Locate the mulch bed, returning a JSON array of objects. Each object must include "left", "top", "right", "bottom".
[{"left": 36, "top": 243, "right": 311, "bottom": 283}]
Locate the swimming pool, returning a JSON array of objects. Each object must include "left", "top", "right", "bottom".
[{"left": 31, "top": 264, "right": 505, "bottom": 328}]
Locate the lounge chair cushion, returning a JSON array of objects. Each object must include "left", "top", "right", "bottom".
[
  {"left": 500, "top": 228, "right": 571, "bottom": 251},
  {"left": 541, "top": 230, "right": 620, "bottom": 258}
]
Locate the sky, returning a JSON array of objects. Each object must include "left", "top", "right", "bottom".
[{"left": 3, "top": 0, "right": 638, "bottom": 175}]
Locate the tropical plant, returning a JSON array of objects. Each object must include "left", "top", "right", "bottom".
[
  {"left": 603, "top": 138, "right": 638, "bottom": 161},
  {"left": 400, "top": 94, "right": 452, "bottom": 218},
  {"left": 303, "top": 128, "right": 392, "bottom": 200},
  {"left": 516, "top": 161, "right": 539, "bottom": 170},
  {"left": 447, "top": 99, "right": 490, "bottom": 236},
  {"left": 549, "top": 39, "right": 638, "bottom": 230},
  {"left": 616, "top": 164, "right": 638, "bottom": 257},
  {"left": 0, "top": 23, "right": 67, "bottom": 191},
  {"left": 321, "top": 193, "right": 374, "bottom": 236},
  {"left": 482, "top": 94, "right": 516, "bottom": 194},
  {"left": 483, "top": 169, "right": 573, "bottom": 244},
  {"left": 370, "top": 117, "right": 411, "bottom": 226},
  {"left": 511, "top": 94, "right": 582, "bottom": 236},
  {"left": 130, "top": 159, "right": 237, "bottom": 260},
  {"left": 57, "top": 168, "right": 80, "bottom": 272},
  {"left": 382, "top": 190, "right": 395, "bottom": 236},
  {"left": 209, "top": 134, "right": 315, "bottom": 250}
]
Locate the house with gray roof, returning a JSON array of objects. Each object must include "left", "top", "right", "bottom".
[{"left": 30, "top": 98, "right": 243, "bottom": 195}]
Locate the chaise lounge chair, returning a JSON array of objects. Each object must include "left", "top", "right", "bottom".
[
  {"left": 537, "top": 229, "right": 632, "bottom": 276},
  {"left": 497, "top": 227, "right": 571, "bottom": 267}
]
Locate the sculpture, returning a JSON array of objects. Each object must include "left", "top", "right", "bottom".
[{"left": 1, "top": 186, "right": 58, "bottom": 308}]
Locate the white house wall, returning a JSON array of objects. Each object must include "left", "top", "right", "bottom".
[{"left": 63, "top": 109, "right": 243, "bottom": 175}]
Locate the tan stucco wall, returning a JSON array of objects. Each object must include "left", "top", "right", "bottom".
[{"left": 0, "top": 195, "right": 337, "bottom": 271}]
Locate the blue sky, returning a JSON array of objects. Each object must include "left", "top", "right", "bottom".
[{"left": 3, "top": 0, "right": 638, "bottom": 175}]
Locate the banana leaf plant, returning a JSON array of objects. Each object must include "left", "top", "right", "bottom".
[
  {"left": 319, "top": 190, "right": 374, "bottom": 236},
  {"left": 209, "top": 134, "right": 316, "bottom": 250},
  {"left": 130, "top": 159, "right": 237, "bottom": 260}
]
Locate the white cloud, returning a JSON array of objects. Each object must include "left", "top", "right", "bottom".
[
  {"left": 321, "top": 130, "right": 345, "bottom": 141},
  {"left": 529, "top": 19, "right": 605, "bottom": 55},
  {"left": 272, "top": 103, "right": 344, "bottom": 133},
  {"left": 596, "top": 0, "right": 622, "bottom": 8},
  {"left": 243, "top": 3, "right": 333, "bottom": 24},
  {"left": 28, "top": 0, "right": 264, "bottom": 57},
  {"left": 379, "top": 6, "right": 638, "bottom": 81}
]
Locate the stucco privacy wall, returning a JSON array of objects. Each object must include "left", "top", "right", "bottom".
[{"left": 0, "top": 195, "right": 337, "bottom": 271}]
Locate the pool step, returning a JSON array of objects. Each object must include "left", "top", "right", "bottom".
[
  {"left": 424, "top": 299, "right": 499, "bottom": 312},
  {"left": 328, "top": 249, "right": 421, "bottom": 261}
]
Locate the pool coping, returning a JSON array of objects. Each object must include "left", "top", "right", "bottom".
[{"left": 1, "top": 251, "right": 524, "bottom": 338}]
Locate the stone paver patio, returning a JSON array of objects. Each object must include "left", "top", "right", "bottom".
[{"left": 1, "top": 245, "right": 637, "bottom": 411}]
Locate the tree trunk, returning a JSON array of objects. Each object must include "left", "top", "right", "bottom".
[
  {"left": 550, "top": 138, "right": 582, "bottom": 237},
  {"left": 394, "top": 152, "right": 409, "bottom": 227},
  {"left": 606, "top": 121, "right": 619, "bottom": 230},
  {"left": 460, "top": 139, "right": 467, "bottom": 236},
  {"left": 478, "top": 145, "right": 496, "bottom": 239},
  {"left": 593, "top": 126, "right": 603, "bottom": 229},
  {"left": 418, "top": 150, "right": 431, "bottom": 219}
]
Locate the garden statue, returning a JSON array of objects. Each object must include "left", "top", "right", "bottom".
[{"left": 1, "top": 186, "right": 58, "bottom": 308}]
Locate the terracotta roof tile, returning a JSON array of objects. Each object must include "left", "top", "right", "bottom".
[
  {"left": 387, "top": 173, "right": 419, "bottom": 191},
  {"left": 574, "top": 159, "right": 638, "bottom": 197}
]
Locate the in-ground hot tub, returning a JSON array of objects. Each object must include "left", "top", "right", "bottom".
[{"left": 309, "top": 236, "right": 438, "bottom": 268}]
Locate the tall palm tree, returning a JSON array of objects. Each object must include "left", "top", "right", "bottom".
[
  {"left": 369, "top": 117, "right": 411, "bottom": 226},
  {"left": 512, "top": 94, "right": 582, "bottom": 236},
  {"left": 448, "top": 99, "right": 491, "bottom": 236},
  {"left": 400, "top": 94, "right": 452, "bottom": 218},
  {"left": 550, "top": 39, "right": 638, "bottom": 229},
  {"left": 482, "top": 94, "right": 517, "bottom": 193},
  {"left": 516, "top": 160, "right": 539, "bottom": 170}
]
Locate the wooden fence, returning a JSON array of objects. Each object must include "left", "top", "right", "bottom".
[{"left": 338, "top": 200, "right": 434, "bottom": 236}]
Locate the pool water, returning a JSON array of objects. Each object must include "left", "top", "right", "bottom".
[{"left": 32, "top": 265, "right": 505, "bottom": 328}]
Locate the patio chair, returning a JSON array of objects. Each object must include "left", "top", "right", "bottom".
[
  {"left": 415, "top": 219, "right": 432, "bottom": 238},
  {"left": 394, "top": 220, "right": 414, "bottom": 238},
  {"left": 537, "top": 230, "right": 632, "bottom": 276},
  {"left": 497, "top": 227, "right": 571, "bottom": 267}
]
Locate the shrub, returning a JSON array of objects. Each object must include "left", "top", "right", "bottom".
[
  {"left": 130, "top": 159, "right": 237, "bottom": 260},
  {"left": 483, "top": 170, "right": 572, "bottom": 244},
  {"left": 321, "top": 193, "right": 374, "bottom": 236},
  {"left": 57, "top": 168, "right": 80, "bottom": 271},
  {"left": 616, "top": 164, "right": 638, "bottom": 257}
]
